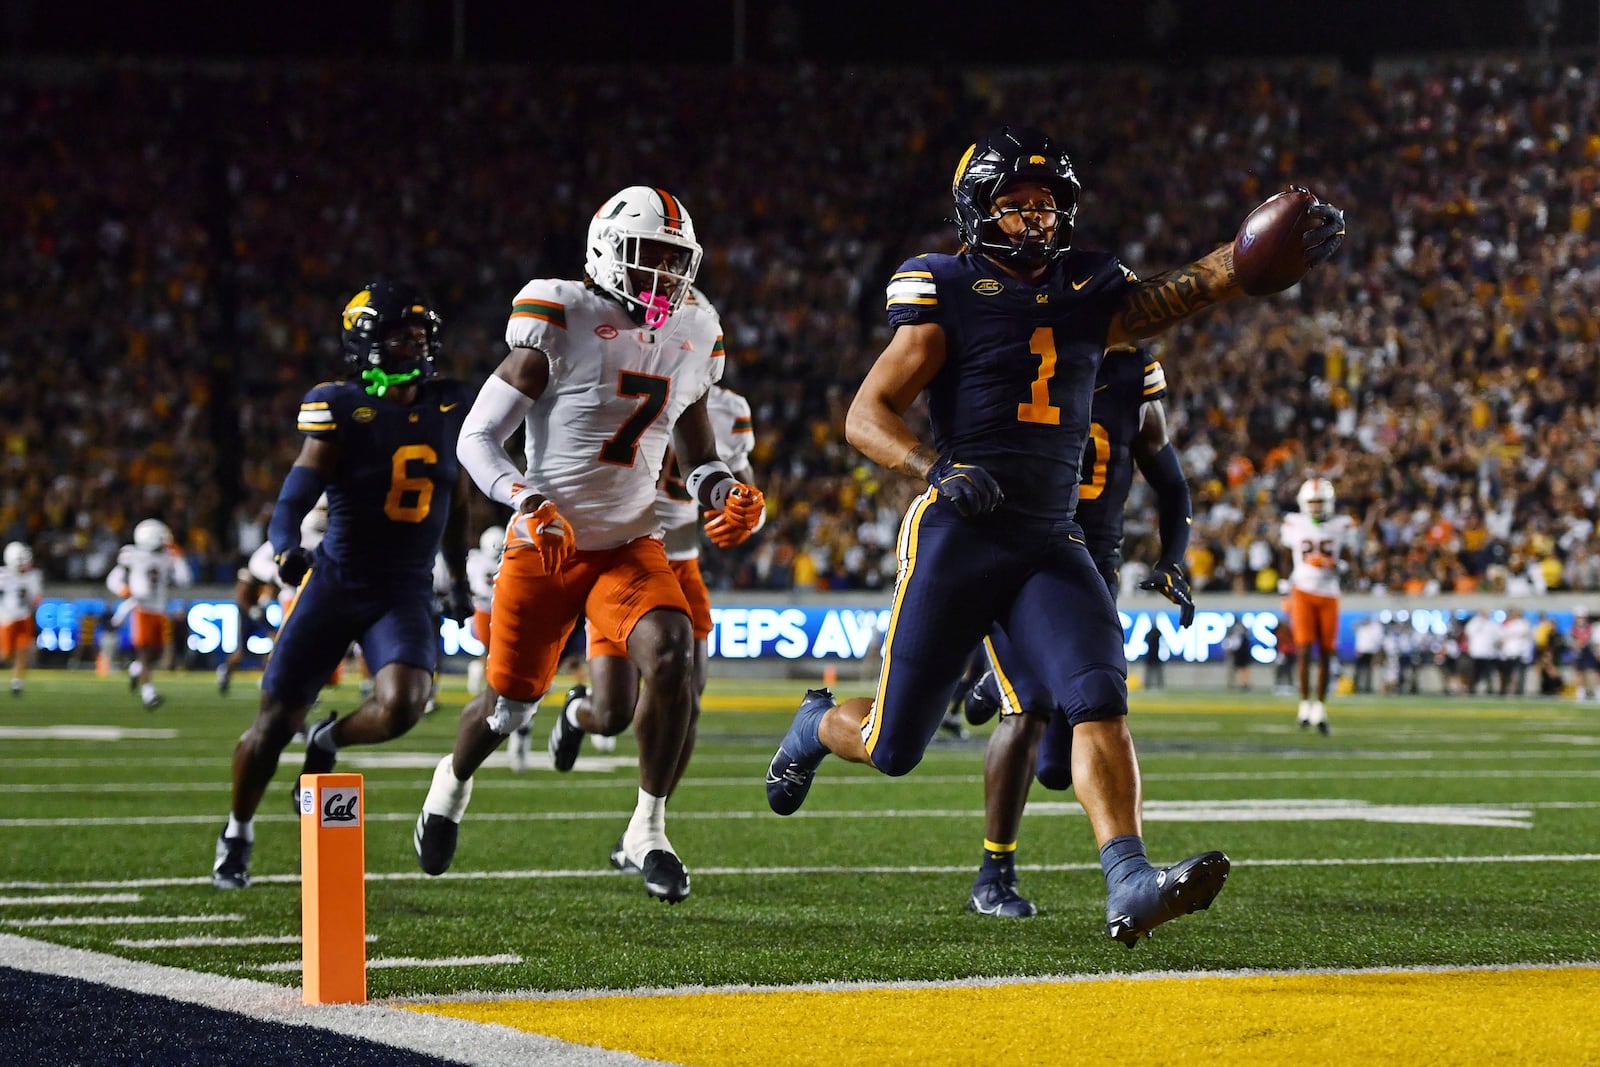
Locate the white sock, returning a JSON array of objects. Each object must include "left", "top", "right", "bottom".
[
  {"left": 422, "top": 754, "right": 474, "bottom": 822},
  {"left": 140, "top": 682, "right": 158, "bottom": 703},
  {"left": 623, "top": 788, "right": 670, "bottom": 859},
  {"left": 129, "top": 662, "right": 143, "bottom": 679},
  {"left": 225, "top": 815, "right": 253, "bottom": 843},
  {"left": 565, "top": 697, "right": 588, "bottom": 730}
]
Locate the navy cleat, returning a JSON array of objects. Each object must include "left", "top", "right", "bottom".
[
  {"left": 967, "top": 876, "right": 1037, "bottom": 918},
  {"left": 413, "top": 812, "right": 460, "bottom": 876},
  {"left": 211, "top": 830, "right": 252, "bottom": 890},
  {"left": 1106, "top": 850, "right": 1230, "bottom": 948},
  {"left": 641, "top": 849, "right": 690, "bottom": 903},
  {"left": 963, "top": 670, "right": 1002, "bottom": 726},
  {"left": 609, "top": 834, "right": 641, "bottom": 874},
  {"left": 765, "top": 687, "right": 834, "bottom": 816},
  {"left": 292, "top": 711, "right": 339, "bottom": 812},
  {"left": 548, "top": 685, "right": 588, "bottom": 771}
]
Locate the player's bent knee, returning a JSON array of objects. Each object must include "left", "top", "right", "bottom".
[
  {"left": 867, "top": 744, "right": 922, "bottom": 778},
  {"left": 485, "top": 694, "right": 539, "bottom": 735},
  {"left": 1064, "top": 665, "right": 1129, "bottom": 724},
  {"left": 1035, "top": 758, "right": 1073, "bottom": 791}
]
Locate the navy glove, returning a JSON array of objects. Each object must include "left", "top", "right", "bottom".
[
  {"left": 927, "top": 455, "right": 1003, "bottom": 517},
  {"left": 274, "top": 546, "right": 313, "bottom": 588},
  {"left": 446, "top": 579, "right": 474, "bottom": 625},
  {"left": 1292, "top": 186, "right": 1345, "bottom": 267},
  {"left": 1138, "top": 561, "right": 1195, "bottom": 628}
]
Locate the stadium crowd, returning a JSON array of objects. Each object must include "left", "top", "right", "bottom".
[{"left": 3, "top": 55, "right": 1599, "bottom": 597}]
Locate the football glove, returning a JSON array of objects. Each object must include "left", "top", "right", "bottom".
[
  {"left": 506, "top": 500, "right": 576, "bottom": 574},
  {"left": 1138, "top": 561, "right": 1195, "bottom": 628},
  {"left": 927, "top": 454, "right": 1003, "bottom": 517},
  {"left": 704, "top": 483, "right": 765, "bottom": 548},
  {"left": 1291, "top": 187, "right": 1346, "bottom": 267},
  {"left": 274, "top": 546, "right": 313, "bottom": 588},
  {"left": 445, "top": 578, "right": 474, "bottom": 626}
]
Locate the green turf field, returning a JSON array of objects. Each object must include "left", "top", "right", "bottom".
[{"left": 3, "top": 670, "right": 1598, "bottom": 998}]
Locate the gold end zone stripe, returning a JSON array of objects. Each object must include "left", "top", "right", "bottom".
[
  {"left": 863, "top": 488, "right": 936, "bottom": 756},
  {"left": 510, "top": 300, "right": 566, "bottom": 328}
]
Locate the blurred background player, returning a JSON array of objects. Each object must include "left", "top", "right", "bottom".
[
  {"left": 106, "top": 519, "right": 192, "bottom": 710},
  {"left": 551, "top": 371, "right": 764, "bottom": 870},
  {"left": 218, "top": 495, "right": 329, "bottom": 695},
  {"left": 212, "top": 280, "right": 473, "bottom": 890},
  {"left": 415, "top": 187, "right": 762, "bottom": 904},
  {"left": 465, "top": 524, "right": 503, "bottom": 702},
  {"left": 1281, "top": 477, "right": 1357, "bottom": 733},
  {"left": 959, "top": 344, "right": 1193, "bottom": 917},
  {"left": 1, "top": 542, "right": 44, "bottom": 697}
]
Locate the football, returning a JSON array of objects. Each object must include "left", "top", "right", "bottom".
[{"left": 1232, "top": 188, "right": 1318, "bottom": 295}]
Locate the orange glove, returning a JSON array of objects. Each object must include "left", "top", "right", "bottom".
[
  {"left": 505, "top": 499, "right": 576, "bottom": 574},
  {"left": 703, "top": 483, "right": 764, "bottom": 548}
]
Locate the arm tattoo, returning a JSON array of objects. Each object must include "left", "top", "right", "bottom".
[
  {"left": 1118, "top": 245, "right": 1240, "bottom": 339},
  {"left": 900, "top": 444, "right": 938, "bottom": 481}
]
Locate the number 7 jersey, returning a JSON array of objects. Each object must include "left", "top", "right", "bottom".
[
  {"left": 886, "top": 250, "right": 1134, "bottom": 522},
  {"left": 505, "top": 279, "right": 726, "bottom": 550}
]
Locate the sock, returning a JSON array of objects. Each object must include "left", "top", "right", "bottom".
[
  {"left": 979, "top": 840, "right": 1017, "bottom": 882},
  {"left": 129, "top": 662, "right": 143, "bottom": 679},
  {"left": 225, "top": 815, "right": 254, "bottom": 843},
  {"left": 565, "top": 699, "right": 586, "bottom": 730},
  {"left": 422, "top": 754, "right": 474, "bottom": 821},
  {"left": 1099, "top": 834, "right": 1153, "bottom": 891},
  {"left": 140, "top": 682, "right": 158, "bottom": 703},
  {"left": 623, "top": 788, "right": 670, "bottom": 858}
]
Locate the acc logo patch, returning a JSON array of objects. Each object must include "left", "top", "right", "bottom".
[
  {"left": 972, "top": 279, "right": 1004, "bottom": 296},
  {"left": 595, "top": 324, "right": 619, "bottom": 340},
  {"left": 352, "top": 406, "right": 376, "bottom": 423}
]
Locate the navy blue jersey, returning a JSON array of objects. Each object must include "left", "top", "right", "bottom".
[
  {"left": 1076, "top": 347, "right": 1168, "bottom": 578},
  {"left": 294, "top": 377, "right": 472, "bottom": 582},
  {"left": 886, "top": 249, "right": 1133, "bottom": 522}
]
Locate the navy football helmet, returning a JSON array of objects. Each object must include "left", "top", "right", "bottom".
[
  {"left": 952, "top": 125, "right": 1080, "bottom": 267},
  {"left": 340, "top": 281, "right": 442, "bottom": 396}
]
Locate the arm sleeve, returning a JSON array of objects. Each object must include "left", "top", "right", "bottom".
[
  {"left": 457, "top": 374, "right": 536, "bottom": 507},
  {"left": 267, "top": 464, "right": 327, "bottom": 556},
  {"left": 1136, "top": 442, "right": 1192, "bottom": 569}
]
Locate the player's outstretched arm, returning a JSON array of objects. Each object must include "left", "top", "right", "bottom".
[
  {"left": 844, "top": 323, "right": 947, "bottom": 479},
  {"left": 1107, "top": 245, "right": 1244, "bottom": 347}
]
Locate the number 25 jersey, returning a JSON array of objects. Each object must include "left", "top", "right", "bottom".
[
  {"left": 504, "top": 279, "right": 726, "bottom": 550},
  {"left": 886, "top": 250, "right": 1134, "bottom": 523}
]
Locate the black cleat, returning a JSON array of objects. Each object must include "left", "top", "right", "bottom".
[
  {"left": 211, "top": 830, "right": 252, "bottom": 890},
  {"left": 548, "top": 685, "right": 588, "bottom": 772},
  {"left": 1317, "top": 721, "right": 1331, "bottom": 736},
  {"left": 967, "top": 877, "right": 1037, "bottom": 918},
  {"left": 963, "top": 670, "right": 1002, "bottom": 726},
  {"left": 413, "top": 812, "right": 460, "bottom": 876},
  {"left": 1106, "top": 850, "right": 1230, "bottom": 948},
  {"left": 609, "top": 834, "right": 641, "bottom": 874},
  {"left": 292, "top": 711, "right": 338, "bottom": 812},
  {"left": 641, "top": 849, "right": 690, "bottom": 903},
  {"left": 765, "top": 688, "right": 833, "bottom": 816}
]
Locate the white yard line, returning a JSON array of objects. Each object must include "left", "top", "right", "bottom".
[
  {"left": 115, "top": 934, "right": 378, "bottom": 948},
  {"left": 5, "top": 913, "right": 243, "bottom": 927},
  {"left": 256, "top": 954, "right": 523, "bottom": 973},
  {"left": 0, "top": 893, "right": 141, "bottom": 906}
]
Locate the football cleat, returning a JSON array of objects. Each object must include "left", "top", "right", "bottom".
[
  {"left": 967, "top": 876, "right": 1037, "bottom": 918},
  {"left": 1310, "top": 700, "right": 1330, "bottom": 736},
  {"left": 413, "top": 812, "right": 460, "bottom": 876},
  {"left": 142, "top": 693, "right": 163, "bottom": 711},
  {"left": 937, "top": 709, "right": 969, "bottom": 741},
  {"left": 292, "top": 711, "right": 339, "bottom": 812},
  {"left": 1297, "top": 700, "right": 1312, "bottom": 730},
  {"left": 641, "top": 849, "right": 690, "bottom": 903},
  {"left": 1106, "top": 850, "right": 1230, "bottom": 948},
  {"left": 211, "top": 830, "right": 252, "bottom": 890},
  {"left": 765, "top": 688, "right": 834, "bottom": 816},
  {"left": 963, "top": 670, "right": 1002, "bottom": 726},
  {"left": 609, "top": 833, "right": 641, "bottom": 875},
  {"left": 216, "top": 662, "right": 231, "bottom": 695},
  {"left": 10, "top": 679, "right": 21, "bottom": 698},
  {"left": 548, "top": 685, "right": 588, "bottom": 772}
]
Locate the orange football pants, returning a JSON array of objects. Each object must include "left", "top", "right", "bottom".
[
  {"left": 0, "top": 618, "right": 35, "bottom": 659},
  {"left": 588, "top": 556, "right": 711, "bottom": 659},
  {"left": 1288, "top": 588, "right": 1340, "bottom": 651}
]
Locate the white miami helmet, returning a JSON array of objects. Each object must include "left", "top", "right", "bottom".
[
  {"left": 1297, "top": 478, "right": 1336, "bottom": 523},
  {"left": 133, "top": 519, "right": 173, "bottom": 552},
  {"left": 479, "top": 525, "right": 505, "bottom": 560},
  {"left": 3, "top": 541, "right": 32, "bottom": 570},
  {"left": 584, "top": 186, "right": 703, "bottom": 328}
]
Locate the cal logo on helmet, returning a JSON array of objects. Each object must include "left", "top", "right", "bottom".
[{"left": 342, "top": 290, "right": 374, "bottom": 331}]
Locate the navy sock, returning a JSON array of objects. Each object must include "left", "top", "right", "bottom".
[
  {"left": 1099, "top": 834, "right": 1152, "bottom": 890},
  {"left": 979, "top": 848, "right": 1016, "bottom": 882}
]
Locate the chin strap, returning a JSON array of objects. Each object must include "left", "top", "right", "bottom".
[{"left": 361, "top": 366, "right": 422, "bottom": 397}]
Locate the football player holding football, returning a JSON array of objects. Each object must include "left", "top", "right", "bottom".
[
  {"left": 212, "top": 281, "right": 474, "bottom": 890},
  {"left": 766, "top": 123, "right": 1343, "bottom": 946}
]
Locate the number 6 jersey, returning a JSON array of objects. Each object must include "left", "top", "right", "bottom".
[
  {"left": 293, "top": 376, "right": 472, "bottom": 580},
  {"left": 885, "top": 250, "right": 1135, "bottom": 523},
  {"left": 504, "top": 278, "right": 726, "bottom": 550}
]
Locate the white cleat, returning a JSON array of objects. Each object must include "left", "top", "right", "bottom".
[{"left": 1297, "top": 700, "right": 1313, "bottom": 730}]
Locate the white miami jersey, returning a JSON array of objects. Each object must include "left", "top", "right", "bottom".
[
  {"left": 655, "top": 383, "right": 756, "bottom": 533},
  {"left": 507, "top": 279, "right": 725, "bottom": 550},
  {"left": 242, "top": 508, "right": 329, "bottom": 586},
  {"left": 0, "top": 566, "right": 43, "bottom": 625},
  {"left": 107, "top": 545, "right": 193, "bottom": 609},
  {"left": 466, "top": 546, "right": 498, "bottom": 613},
  {"left": 1280, "top": 512, "right": 1356, "bottom": 598}
]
